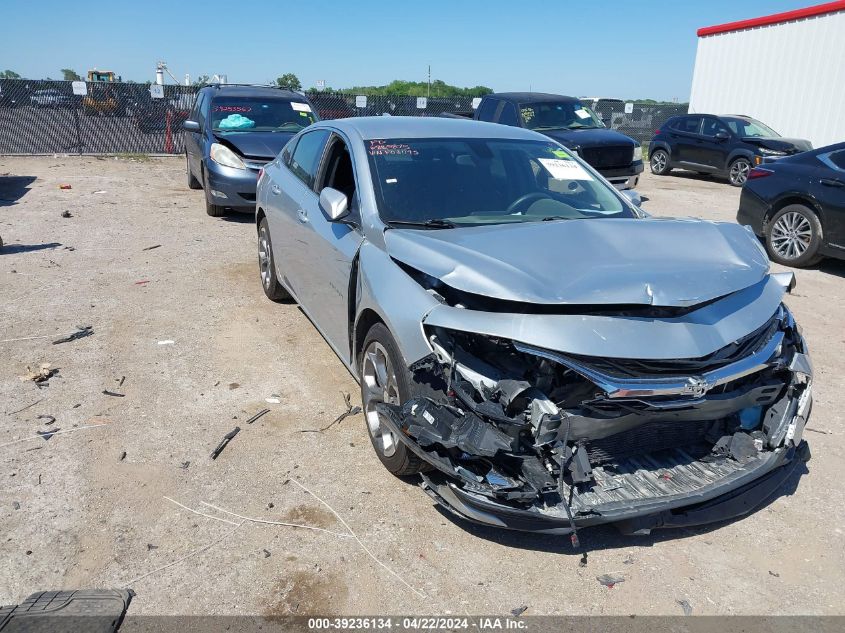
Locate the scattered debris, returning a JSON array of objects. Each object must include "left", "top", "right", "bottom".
[
  {"left": 59, "top": 184, "right": 72, "bottom": 190},
  {"left": 805, "top": 427, "right": 830, "bottom": 435},
  {"left": 93, "top": 190, "right": 107, "bottom": 194},
  {"left": 510, "top": 605, "right": 528, "bottom": 617},
  {"left": 60, "top": 210, "right": 73, "bottom": 218},
  {"left": 245, "top": 408, "right": 270, "bottom": 425},
  {"left": 262, "top": 549, "right": 271, "bottom": 558},
  {"left": 157, "top": 340, "right": 174, "bottom": 345},
  {"left": 7, "top": 399, "right": 43, "bottom": 416},
  {"left": 119, "top": 451, "right": 127, "bottom": 461},
  {"left": 179, "top": 461, "right": 190, "bottom": 470},
  {"left": 579, "top": 552, "right": 588, "bottom": 567},
  {"left": 596, "top": 573, "right": 625, "bottom": 588},
  {"left": 769, "top": 570, "right": 780, "bottom": 577},
  {"left": 20, "top": 364, "right": 58, "bottom": 384},
  {"left": 147, "top": 544, "right": 158, "bottom": 551},
  {"left": 12, "top": 501, "right": 20, "bottom": 510},
  {"left": 117, "top": 376, "right": 126, "bottom": 387},
  {"left": 52, "top": 325, "right": 93, "bottom": 345},
  {"left": 37, "top": 428, "right": 61, "bottom": 441},
  {"left": 302, "top": 392, "right": 363, "bottom": 433},
  {"left": 37, "top": 415, "right": 55, "bottom": 425},
  {"left": 135, "top": 280, "right": 150, "bottom": 286},
  {"left": 228, "top": 382, "right": 240, "bottom": 390},
  {"left": 676, "top": 599, "right": 693, "bottom": 616},
  {"left": 102, "top": 390, "right": 125, "bottom": 398},
  {"left": 210, "top": 427, "right": 241, "bottom": 460},
  {"left": 265, "top": 395, "right": 281, "bottom": 404},
  {"left": 0, "top": 424, "right": 109, "bottom": 450},
  {"left": 622, "top": 554, "right": 635, "bottom": 565},
  {"left": 142, "top": 244, "right": 162, "bottom": 251}
]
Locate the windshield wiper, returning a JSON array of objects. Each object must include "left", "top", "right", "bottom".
[
  {"left": 387, "top": 219, "right": 457, "bottom": 229},
  {"left": 541, "top": 216, "right": 579, "bottom": 222}
]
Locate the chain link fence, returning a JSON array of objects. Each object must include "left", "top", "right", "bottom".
[{"left": 0, "top": 80, "right": 688, "bottom": 155}]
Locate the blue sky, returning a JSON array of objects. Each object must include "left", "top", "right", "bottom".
[{"left": 2, "top": 0, "right": 813, "bottom": 100}]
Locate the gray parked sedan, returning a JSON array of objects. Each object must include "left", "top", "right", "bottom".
[{"left": 255, "top": 117, "right": 812, "bottom": 536}]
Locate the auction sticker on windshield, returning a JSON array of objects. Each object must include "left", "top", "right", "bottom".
[
  {"left": 291, "top": 102, "right": 312, "bottom": 112},
  {"left": 538, "top": 157, "right": 593, "bottom": 181},
  {"left": 574, "top": 108, "right": 590, "bottom": 119}
]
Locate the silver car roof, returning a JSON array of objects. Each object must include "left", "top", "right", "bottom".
[{"left": 320, "top": 116, "right": 548, "bottom": 142}]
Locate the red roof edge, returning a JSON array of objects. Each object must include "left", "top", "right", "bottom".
[{"left": 697, "top": 0, "right": 845, "bottom": 36}]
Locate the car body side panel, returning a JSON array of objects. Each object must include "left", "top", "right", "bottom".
[{"left": 421, "top": 275, "right": 786, "bottom": 361}]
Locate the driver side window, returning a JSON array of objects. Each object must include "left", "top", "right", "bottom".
[{"left": 315, "top": 134, "right": 359, "bottom": 221}]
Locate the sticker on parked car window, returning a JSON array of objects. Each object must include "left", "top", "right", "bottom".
[
  {"left": 521, "top": 107, "right": 535, "bottom": 124},
  {"left": 290, "top": 102, "right": 312, "bottom": 112},
  {"left": 213, "top": 105, "right": 252, "bottom": 113},
  {"left": 574, "top": 108, "right": 590, "bottom": 119},
  {"left": 538, "top": 158, "right": 593, "bottom": 181},
  {"left": 549, "top": 148, "right": 571, "bottom": 159},
  {"left": 368, "top": 139, "right": 419, "bottom": 156}
]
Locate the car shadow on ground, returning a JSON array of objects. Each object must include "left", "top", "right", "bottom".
[
  {"left": 220, "top": 211, "right": 255, "bottom": 224},
  {"left": 420, "top": 460, "right": 809, "bottom": 555},
  {"left": 660, "top": 171, "right": 728, "bottom": 186},
  {"left": 0, "top": 242, "right": 62, "bottom": 254},
  {"left": 814, "top": 257, "right": 845, "bottom": 279},
  {"left": 0, "top": 175, "right": 37, "bottom": 207}
]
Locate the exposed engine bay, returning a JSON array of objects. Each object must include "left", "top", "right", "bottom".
[{"left": 377, "top": 303, "right": 812, "bottom": 534}]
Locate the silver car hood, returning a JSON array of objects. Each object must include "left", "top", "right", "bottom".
[{"left": 385, "top": 218, "right": 769, "bottom": 307}]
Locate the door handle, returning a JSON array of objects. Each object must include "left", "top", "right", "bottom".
[
  {"left": 820, "top": 178, "right": 844, "bottom": 188},
  {"left": 271, "top": 184, "right": 281, "bottom": 195},
  {"left": 297, "top": 209, "right": 308, "bottom": 223}
]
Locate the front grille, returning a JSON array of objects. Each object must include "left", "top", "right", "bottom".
[
  {"left": 585, "top": 419, "right": 714, "bottom": 464},
  {"left": 580, "top": 146, "right": 633, "bottom": 169}
]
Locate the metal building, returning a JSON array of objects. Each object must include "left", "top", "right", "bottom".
[{"left": 689, "top": 1, "right": 845, "bottom": 148}]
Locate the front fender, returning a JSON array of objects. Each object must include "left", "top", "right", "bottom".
[{"left": 354, "top": 240, "right": 441, "bottom": 370}]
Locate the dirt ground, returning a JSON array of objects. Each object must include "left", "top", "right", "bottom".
[{"left": 1, "top": 156, "right": 844, "bottom": 617}]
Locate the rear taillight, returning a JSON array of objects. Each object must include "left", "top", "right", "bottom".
[{"left": 747, "top": 167, "right": 774, "bottom": 180}]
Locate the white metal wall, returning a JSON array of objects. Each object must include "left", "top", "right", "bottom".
[{"left": 689, "top": 11, "right": 845, "bottom": 148}]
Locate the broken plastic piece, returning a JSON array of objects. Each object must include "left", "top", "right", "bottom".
[
  {"left": 596, "top": 573, "right": 625, "bottom": 588},
  {"left": 211, "top": 426, "right": 240, "bottom": 460},
  {"left": 52, "top": 325, "right": 93, "bottom": 345}
]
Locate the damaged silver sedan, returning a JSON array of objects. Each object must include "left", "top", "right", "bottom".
[{"left": 255, "top": 117, "right": 812, "bottom": 536}]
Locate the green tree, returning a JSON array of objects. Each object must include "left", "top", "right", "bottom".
[
  {"left": 61, "top": 68, "right": 82, "bottom": 81},
  {"left": 275, "top": 73, "right": 302, "bottom": 91},
  {"left": 336, "top": 79, "right": 492, "bottom": 98},
  {"left": 0, "top": 70, "right": 21, "bottom": 79},
  {"left": 193, "top": 74, "right": 210, "bottom": 86}
]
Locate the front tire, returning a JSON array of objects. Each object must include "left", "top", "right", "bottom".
[
  {"left": 650, "top": 149, "right": 671, "bottom": 175},
  {"left": 765, "top": 204, "right": 823, "bottom": 267},
  {"left": 258, "top": 217, "right": 290, "bottom": 301},
  {"left": 728, "top": 157, "right": 751, "bottom": 186},
  {"left": 360, "top": 324, "right": 425, "bottom": 476}
]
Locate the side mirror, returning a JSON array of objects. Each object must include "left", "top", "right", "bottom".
[
  {"left": 621, "top": 189, "right": 642, "bottom": 207},
  {"left": 182, "top": 120, "right": 200, "bottom": 133},
  {"left": 319, "top": 187, "right": 349, "bottom": 221},
  {"left": 715, "top": 131, "right": 729, "bottom": 141}
]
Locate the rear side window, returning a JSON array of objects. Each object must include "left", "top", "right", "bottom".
[
  {"left": 497, "top": 102, "right": 519, "bottom": 126},
  {"left": 701, "top": 118, "right": 729, "bottom": 137},
  {"left": 476, "top": 98, "right": 498, "bottom": 121},
  {"left": 674, "top": 117, "right": 702, "bottom": 134},
  {"left": 820, "top": 150, "right": 845, "bottom": 171},
  {"left": 289, "top": 129, "right": 330, "bottom": 189}
]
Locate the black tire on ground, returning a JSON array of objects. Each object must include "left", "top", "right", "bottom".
[
  {"left": 257, "top": 217, "right": 290, "bottom": 302},
  {"left": 202, "top": 168, "right": 226, "bottom": 217},
  {"left": 728, "top": 157, "right": 752, "bottom": 187},
  {"left": 360, "top": 323, "right": 426, "bottom": 476},
  {"left": 765, "top": 204, "right": 824, "bottom": 268},
  {"left": 650, "top": 149, "right": 672, "bottom": 175},
  {"left": 186, "top": 155, "right": 201, "bottom": 190}
]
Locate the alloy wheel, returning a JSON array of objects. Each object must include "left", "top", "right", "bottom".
[
  {"left": 730, "top": 159, "right": 750, "bottom": 185},
  {"left": 361, "top": 341, "right": 400, "bottom": 457},
  {"left": 770, "top": 211, "right": 812, "bottom": 260},
  {"left": 651, "top": 151, "right": 667, "bottom": 172},
  {"left": 258, "top": 226, "right": 272, "bottom": 290}
]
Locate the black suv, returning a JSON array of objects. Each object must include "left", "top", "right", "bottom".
[
  {"left": 183, "top": 85, "right": 318, "bottom": 216},
  {"left": 648, "top": 114, "right": 812, "bottom": 186}
]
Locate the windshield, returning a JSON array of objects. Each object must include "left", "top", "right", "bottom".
[
  {"left": 722, "top": 117, "right": 780, "bottom": 138},
  {"left": 520, "top": 101, "right": 605, "bottom": 131},
  {"left": 210, "top": 97, "right": 316, "bottom": 133},
  {"left": 367, "top": 138, "right": 633, "bottom": 227}
]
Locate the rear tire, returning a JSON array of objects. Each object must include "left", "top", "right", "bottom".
[
  {"left": 202, "top": 168, "right": 226, "bottom": 217},
  {"left": 360, "top": 323, "right": 425, "bottom": 476},
  {"left": 765, "top": 204, "right": 824, "bottom": 268},
  {"left": 258, "top": 217, "right": 290, "bottom": 301},
  {"left": 650, "top": 149, "right": 671, "bottom": 175},
  {"left": 187, "top": 155, "right": 201, "bottom": 190}
]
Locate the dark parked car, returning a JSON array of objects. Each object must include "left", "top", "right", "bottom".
[
  {"left": 737, "top": 141, "right": 845, "bottom": 267},
  {"left": 471, "top": 93, "right": 644, "bottom": 190},
  {"left": 649, "top": 114, "right": 812, "bottom": 186},
  {"left": 183, "top": 85, "right": 318, "bottom": 216}
]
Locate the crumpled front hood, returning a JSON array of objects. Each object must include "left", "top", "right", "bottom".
[
  {"left": 385, "top": 218, "right": 770, "bottom": 307},
  {"left": 214, "top": 131, "right": 295, "bottom": 160},
  {"left": 542, "top": 128, "right": 637, "bottom": 148},
  {"left": 744, "top": 137, "right": 813, "bottom": 153}
]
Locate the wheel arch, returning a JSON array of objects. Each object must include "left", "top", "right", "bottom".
[
  {"left": 763, "top": 195, "right": 825, "bottom": 233},
  {"left": 256, "top": 206, "right": 266, "bottom": 233}
]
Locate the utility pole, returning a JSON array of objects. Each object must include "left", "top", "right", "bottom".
[{"left": 427, "top": 65, "right": 431, "bottom": 98}]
